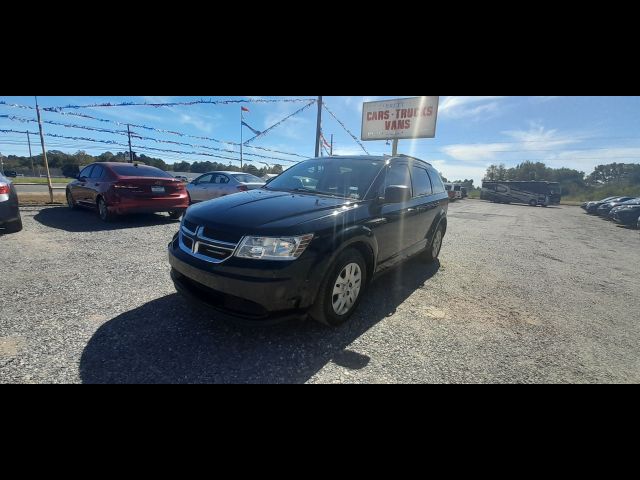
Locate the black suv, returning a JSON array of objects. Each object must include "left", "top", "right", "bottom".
[{"left": 168, "top": 155, "right": 448, "bottom": 326}]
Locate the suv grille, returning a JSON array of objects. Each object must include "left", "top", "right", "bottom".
[{"left": 179, "top": 223, "right": 239, "bottom": 264}]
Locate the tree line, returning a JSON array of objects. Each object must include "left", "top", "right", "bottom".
[
  {"left": 484, "top": 160, "right": 640, "bottom": 199},
  {"left": 0, "top": 150, "right": 285, "bottom": 178}
]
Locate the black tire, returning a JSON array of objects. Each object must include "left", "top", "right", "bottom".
[
  {"left": 66, "top": 190, "right": 77, "bottom": 210},
  {"left": 168, "top": 209, "right": 185, "bottom": 220},
  {"left": 309, "top": 248, "right": 367, "bottom": 327},
  {"left": 529, "top": 200, "right": 537, "bottom": 207},
  {"left": 3, "top": 217, "right": 23, "bottom": 233},
  {"left": 97, "top": 197, "right": 115, "bottom": 222},
  {"left": 423, "top": 223, "right": 444, "bottom": 263}
]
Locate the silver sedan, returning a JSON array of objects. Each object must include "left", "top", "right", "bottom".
[{"left": 186, "top": 171, "right": 265, "bottom": 203}]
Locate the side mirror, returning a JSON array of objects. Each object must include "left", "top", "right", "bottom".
[
  {"left": 78, "top": 176, "right": 87, "bottom": 182},
  {"left": 384, "top": 185, "right": 411, "bottom": 204}
]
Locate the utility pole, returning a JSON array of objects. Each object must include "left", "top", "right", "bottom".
[
  {"left": 35, "top": 96, "right": 54, "bottom": 203},
  {"left": 392, "top": 138, "right": 399, "bottom": 156},
  {"left": 127, "top": 124, "right": 134, "bottom": 163},
  {"left": 27, "top": 131, "right": 34, "bottom": 175},
  {"left": 240, "top": 107, "right": 243, "bottom": 169},
  {"left": 330, "top": 134, "right": 333, "bottom": 156},
  {"left": 314, "top": 96, "right": 323, "bottom": 157}
]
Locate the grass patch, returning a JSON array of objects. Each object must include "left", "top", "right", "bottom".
[
  {"left": 561, "top": 184, "right": 640, "bottom": 202},
  {"left": 467, "top": 190, "right": 481, "bottom": 199},
  {"left": 13, "top": 177, "right": 71, "bottom": 184},
  {"left": 18, "top": 193, "right": 67, "bottom": 205}
]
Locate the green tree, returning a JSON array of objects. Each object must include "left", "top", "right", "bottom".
[{"left": 172, "top": 161, "right": 191, "bottom": 172}]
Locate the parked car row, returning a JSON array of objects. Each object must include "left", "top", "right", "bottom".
[
  {"left": 444, "top": 183, "right": 467, "bottom": 201},
  {"left": 582, "top": 196, "right": 640, "bottom": 228}
]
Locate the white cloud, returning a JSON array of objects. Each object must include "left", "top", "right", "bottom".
[
  {"left": 177, "top": 113, "right": 213, "bottom": 133},
  {"left": 439, "top": 96, "right": 506, "bottom": 119},
  {"left": 501, "top": 122, "right": 580, "bottom": 149},
  {"left": 442, "top": 123, "right": 584, "bottom": 162},
  {"left": 429, "top": 159, "right": 488, "bottom": 185}
]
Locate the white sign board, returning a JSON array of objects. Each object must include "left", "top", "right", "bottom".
[{"left": 361, "top": 96, "right": 439, "bottom": 141}]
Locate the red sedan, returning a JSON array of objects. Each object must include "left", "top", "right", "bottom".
[{"left": 66, "top": 162, "right": 189, "bottom": 221}]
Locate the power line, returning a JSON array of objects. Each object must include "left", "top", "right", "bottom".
[
  {"left": 0, "top": 114, "right": 303, "bottom": 163},
  {"left": 0, "top": 102, "right": 309, "bottom": 158},
  {"left": 244, "top": 101, "right": 317, "bottom": 144},
  {"left": 321, "top": 102, "right": 369, "bottom": 154},
  {"left": 0, "top": 128, "right": 303, "bottom": 165},
  {"left": 40, "top": 98, "right": 317, "bottom": 110}
]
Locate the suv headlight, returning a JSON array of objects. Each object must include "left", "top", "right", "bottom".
[{"left": 235, "top": 234, "right": 314, "bottom": 261}]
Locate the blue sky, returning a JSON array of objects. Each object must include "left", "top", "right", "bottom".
[{"left": 2, "top": 96, "right": 640, "bottom": 185}]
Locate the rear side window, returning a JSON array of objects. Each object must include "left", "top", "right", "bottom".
[
  {"left": 212, "top": 174, "right": 230, "bottom": 184},
  {"left": 91, "top": 165, "right": 104, "bottom": 179},
  {"left": 427, "top": 167, "right": 446, "bottom": 194},
  {"left": 111, "top": 165, "right": 172, "bottom": 178},
  {"left": 411, "top": 165, "right": 432, "bottom": 197},
  {"left": 80, "top": 165, "right": 94, "bottom": 178}
]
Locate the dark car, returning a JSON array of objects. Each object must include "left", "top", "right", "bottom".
[
  {"left": 66, "top": 162, "right": 189, "bottom": 221},
  {"left": 3, "top": 170, "right": 18, "bottom": 178},
  {"left": 168, "top": 155, "right": 449, "bottom": 327},
  {"left": 596, "top": 197, "right": 637, "bottom": 217},
  {"left": 585, "top": 196, "right": 625, "bottom": 214},
  {"left": 0, "top": 173, "right": 22, "bottom": 233},
  {"left": 609, "top": 199, "right": 640, "bottom": 227}
]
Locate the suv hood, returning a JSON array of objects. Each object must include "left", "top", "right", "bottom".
[{"left": 185, "top": 189, "right": 362, "bottom": 232}]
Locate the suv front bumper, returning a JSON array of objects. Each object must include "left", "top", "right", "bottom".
[{"left": 168, "top": 236, "right": 324, "bottom": 321}]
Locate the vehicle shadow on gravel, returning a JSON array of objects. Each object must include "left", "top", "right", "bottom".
[
  {"left": 79, "top": 260, "right": 441, "bottom": 384},
  {"left": 33, "top": 207, "right": 180, "bottom": 232}
]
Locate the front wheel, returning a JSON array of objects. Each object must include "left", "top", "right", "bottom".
[
  {"left": 66, "top": 190, "right": 77, "bottom": 210},
  {"left": 309, "top": 248, "right": 367, "bottom": 327}
]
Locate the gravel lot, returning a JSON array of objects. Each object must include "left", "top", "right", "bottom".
[{"left": 1, "top": 200, "right": 639, "bottom": 383}]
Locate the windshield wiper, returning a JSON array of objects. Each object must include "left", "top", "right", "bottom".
[{"left": 289, "top": 187, "right": 346, "bottom": 198}]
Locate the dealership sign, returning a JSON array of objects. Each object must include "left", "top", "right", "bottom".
[{"left": 361, "top": 96, "right": 439, "bottom": 141}]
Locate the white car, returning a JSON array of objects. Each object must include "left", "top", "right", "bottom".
[{"left": 186, "top": 171, "right": 265, "bottom": 203}]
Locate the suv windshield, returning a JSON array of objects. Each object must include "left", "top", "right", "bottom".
[{"left": 265, "top": 158, "right": 385, "bottom": 199}]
